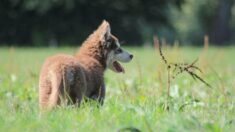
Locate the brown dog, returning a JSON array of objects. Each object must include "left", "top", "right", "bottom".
[{"left": 39, "top": 20, "right": 133, "bottom": 110}]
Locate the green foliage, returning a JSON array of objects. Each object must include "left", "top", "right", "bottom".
[
  {"left": 1, "top": 0, "right": 234, "bottom": 45},
  {"left": 0, "top": 46, "right": 235, "bottom": 131},
  {"left": 170, "top": 0, "right": 235, "bottom": 45},
  {"left": 0, "top": 0, "right": 184, "bottom": 46}
]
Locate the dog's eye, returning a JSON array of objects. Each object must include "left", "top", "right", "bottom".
[
  {"left": 107, "top": 38, "right": 113, "bottom": 43},
  {"left": 115, "top": 48, "right": 122, "bottom": 53}
]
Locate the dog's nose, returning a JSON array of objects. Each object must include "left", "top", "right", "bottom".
[{"left": 130, "top": 54, "right": 133, "bottom": 59}]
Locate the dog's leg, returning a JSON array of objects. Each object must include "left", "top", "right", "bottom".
[
  {"left": 90, "top": 85, "right": 105, "bottom": 105},
  {"left": 72, "top": 68, "right": 87, "bottom": 106},
  {"left": 98, "top": 85, "right": 105, "bottom": 105},
  {"left": 39, "top": 78, "right": 51, "bottom": 110},
  {"left": 47, "top": 70, "right": 63, "bottom": 109}
]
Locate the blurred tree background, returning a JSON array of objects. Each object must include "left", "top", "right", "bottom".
[{"left": 0, "top": 0, "right": 234, "bottom": 46}]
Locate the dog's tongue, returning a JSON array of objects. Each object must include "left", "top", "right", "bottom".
[{"left": 113, "top": 61, "right": 125, "bottom": 73}]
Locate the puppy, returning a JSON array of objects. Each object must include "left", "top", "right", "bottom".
[{"left": 39, "top": 20, "right": 133, "bottom": 110}]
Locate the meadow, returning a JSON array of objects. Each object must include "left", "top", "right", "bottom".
[{"left": 0, "top": 46, "right": 234, "bottom": 131}]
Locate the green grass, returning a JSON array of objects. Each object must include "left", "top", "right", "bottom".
[{"left": 0, "top": 46, "right": 234, "bottom": 131}]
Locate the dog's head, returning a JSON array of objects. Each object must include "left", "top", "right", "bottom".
[{"left": 99, "top": 20, "right": 133, "bottom": 73}]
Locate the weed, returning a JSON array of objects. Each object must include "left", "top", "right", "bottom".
[{"left": 154, "top": 36, "right": 212, "bottom": 110}]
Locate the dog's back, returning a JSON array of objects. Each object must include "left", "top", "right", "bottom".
[{"left": 39, "top": 54, "right": 86, "bottom": 109}]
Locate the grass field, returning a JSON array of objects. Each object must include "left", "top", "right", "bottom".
[{"left": 0, "top": 46, "right": 234, "bottom": 131}]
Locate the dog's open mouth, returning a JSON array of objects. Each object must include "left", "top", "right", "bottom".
[{"left": 113, "top": 61, "right": 125, "bottom": 73}]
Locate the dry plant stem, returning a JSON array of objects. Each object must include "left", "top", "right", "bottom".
[
  {"left": 165, "top": 67, "right": 171, "bottom": 111},
  {"left": 171, "top": 58, "right": 211, "bottom": 88},
  {"left": 167, "top": 68, "right": 170, "bottom": 100},
  {"left": 153, "top": 36, "right": 212, "bottom": 110},
  {"left": 155, "top": 36, "right": 170, "bottom": 110}
]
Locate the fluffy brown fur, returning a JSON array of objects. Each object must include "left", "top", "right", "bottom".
[{"left": 39, "top": 21, "right": 113, "bottom": 110}]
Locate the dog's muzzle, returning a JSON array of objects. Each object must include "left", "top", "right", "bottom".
[{"left": 108, "top": 49, "right": 133, "bottom": 73}]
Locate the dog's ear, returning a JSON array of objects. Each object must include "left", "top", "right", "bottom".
[{"left": 98, "top": 20, "right": 111, "bottom": 44}]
